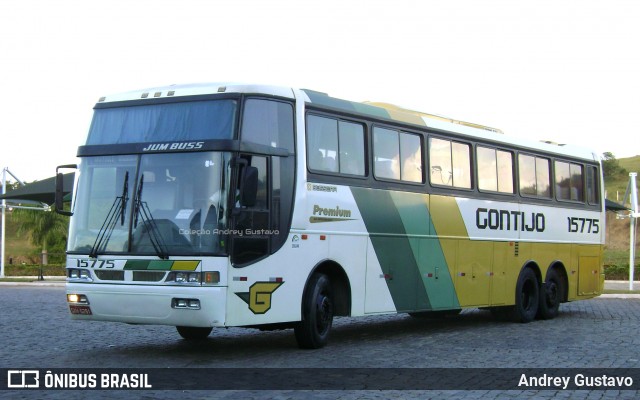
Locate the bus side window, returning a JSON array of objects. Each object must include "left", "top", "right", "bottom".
[
  {"left": 242, "top": 99, "right": 294, "bottom": 152},
  {"left": 307, "top": 115, "right": 365, "bottom": 176},
  {"left": 400, "top": 133, "right": 423, "bottom": 183},
  {"left": 477, "top": 146, "right": 514, "bottom": 194},
  {"left": 429, "top": 137, "right": 471, "bottom": 188},
  {"left": 587, "top": 166, "right": 600, "bottom": 205},
  {"left": 519, "top": 154, "right": 551, "bottom": 198},
  {"left": 373, "top": 127, "right": 400, "bottom": 180},
  {"left": 338, "top": 121, "right": 365, "bottom": 176},
  {"left": 555, "top": 160, "right": 585, "bottom": 202},
  {"left": 307, "top": 115, "right": 339, "bottom": 173}
]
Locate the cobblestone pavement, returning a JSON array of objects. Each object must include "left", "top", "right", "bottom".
[{"left": 1, "top": 286, "right": 639, "bottom": 399}]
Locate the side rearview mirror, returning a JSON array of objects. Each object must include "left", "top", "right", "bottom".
[{"left": 55, "top": 164, "right": 77, "bottom": 216}]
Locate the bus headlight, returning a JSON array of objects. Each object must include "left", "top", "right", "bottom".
[
  {"left": 165, "top": 271, "right": 219, "bottom": 285},
  {"left": 68, "top": 269, "right": 92, "bottom": 281},
  {"left": 166, "top": 271, "right": 205, "bottom": 284},
  {"left": 188, "top": 273, "right": 200, "bottom": 283}
]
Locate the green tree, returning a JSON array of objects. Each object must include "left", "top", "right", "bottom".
[
  {"left": 11, "top": 208, "right": 69, "bottom": 265},
  {"left": 602, "top": 152, "right": 627, "bottom": 180}
]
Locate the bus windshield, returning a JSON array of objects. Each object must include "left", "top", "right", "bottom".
[
  {"left": 68, "top": 152, "right": 231, "bottom": 257},
  {"left": 86, "top": 99, "right": 237, "bottom": 145}
]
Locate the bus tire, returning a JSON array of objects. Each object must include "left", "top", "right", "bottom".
[
  {"left": 294, "top": 273, "right": 334, "bottom": 349},
  {"left": 509, "top": 267, "right": 540, "bottom": 323},
  {"left": 537, "top": 268, "right": 563, "bottom": 320},
  {"left": 176, "top": 326, "right": 212, "bottom": 340}
]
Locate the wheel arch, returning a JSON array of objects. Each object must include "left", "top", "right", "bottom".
[
  {"left": 304, "top": 259, "right": 352, "bottom": 317},
  {"left": 520, "top": 260, "right": 542, "bottom": 286}
]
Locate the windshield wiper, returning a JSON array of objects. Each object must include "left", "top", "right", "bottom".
[
  {"left": 89, "top": 171, "right": 129, "bottom": 258},
  {"left": 132, "top": 175, "right": 169, "bottom": 259}
]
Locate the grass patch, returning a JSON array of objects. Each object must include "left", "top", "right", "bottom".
[
  {"left": 0, "top": 278, "right": 41, "bottom": 283},
  {"left": 3, "top": 264, "right": 66, "bottom": 277},
  {"left": 604, "top": 247, "right": 639, "bottom": 280},
  {"left": 605, "top": 155, "right": 640, "bottom": 200}
]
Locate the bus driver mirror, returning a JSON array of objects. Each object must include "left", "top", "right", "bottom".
[
  {"left": 55, "top": 164, "right": 77, "bottom": 216},
  {"left": 239, "top": 166, "right": 258, "bottom": 208}
]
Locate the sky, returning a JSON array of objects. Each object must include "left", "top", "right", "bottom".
[{"left": 1, "top": 0, "right": 639, "bottom": 183}]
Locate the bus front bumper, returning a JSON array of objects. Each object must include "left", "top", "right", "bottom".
[{"left": 66, "top": 282, "right": 227, "bottom": 328}]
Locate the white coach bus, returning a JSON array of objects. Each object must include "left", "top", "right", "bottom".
[{"left": 58, "top": 83, "right": 604, "bottom": 348}]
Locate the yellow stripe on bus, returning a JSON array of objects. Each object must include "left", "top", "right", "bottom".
[{"left": 171, "top": 261, "right": 200, "bottom": 271}]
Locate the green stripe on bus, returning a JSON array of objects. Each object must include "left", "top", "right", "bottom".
[
  {"left": 148, "top": 261, "right": 174, "bottom": 270},
  {"left": 389, "top": 192, "right": 460, "bottom": 310},
  {"left": 124, "top": 260, "right": 150, "bottom": 270},
  {"left": 123, "top": 260, "right": 199, "bottom": 271},
  {"left": 351, "top": 187, "right": 431, "bottom": 312}
]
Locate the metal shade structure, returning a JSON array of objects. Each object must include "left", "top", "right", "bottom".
[
  {"left": 0, "top": 173, "right": 74, "bottom": 205},
  {"left": 1, "top": 170, "right": 75, "bottom": 278},
  {"left": 605, "top": 198, "right": 630, "bottom": 212}
]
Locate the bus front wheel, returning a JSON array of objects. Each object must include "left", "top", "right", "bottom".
[
  {"left": 294, "top": 273, "right": 334, "bottom": 349},
  {"left": 176, "top": 326, "right": 213, "bottom": 340}
]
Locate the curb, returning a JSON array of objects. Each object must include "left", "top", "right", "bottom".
[
  {"left": 0, "top": 280, "right": 65, "bottom": 287},
  {"left": 599, "top": 294, "right": 640, "bottom": 299},
  {"left": 0, "top": 276, "right": 66, "bottom": 287}
]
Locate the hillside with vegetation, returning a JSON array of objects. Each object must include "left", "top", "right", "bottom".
[{"left": 604, "top": 154, "right": 640, "bottom": 202}]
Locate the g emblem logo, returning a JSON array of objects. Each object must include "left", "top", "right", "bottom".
[{"left": 236, "top": 281, "right": 283, "bottom": 314}]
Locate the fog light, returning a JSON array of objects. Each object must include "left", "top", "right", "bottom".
[
  {"left": 172, "top": 298, "right": 200, "bottom": 310},
  {"left": 67, "top": 294, "right": 89, "bottom": 304}
]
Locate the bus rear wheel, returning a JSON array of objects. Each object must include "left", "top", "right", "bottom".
[
  {"left": 509, "top": 267, "right": 540, "bottom": 323},
  {"left": 294, "top": 273, "right": 334, "bottom": 349},
  {"left": 537, "top": 268, "right": 563, "bottom": 320},
  {"left": 176, "top": 326, "right": 213, "bottom": 340}
]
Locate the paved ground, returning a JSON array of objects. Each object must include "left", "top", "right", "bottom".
[{"left": 0, "top": 285, "right": 639, "bottom": 399}]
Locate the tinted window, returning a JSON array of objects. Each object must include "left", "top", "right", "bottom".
[
  {"left": 374, "top": 127, "right": 400, "bottom": 180},
  {"left": 429, "top": 137, "right": 471, "bottom": 188},
  {"left": 519, "top": 154, "right": 551, "bottom": 198},
  {"left": 242, "top": 99, "right": 294, "bottom": 152},
  {"left": 374, "top": 127, "right": 423, "bottom": 183},
  {"left": 400, "top": 133, "right": 423, "bottom": 183},
  {"left": 307, "top": 115, "right": 365, "bottom": 176},
  {"left": 478, "top": 146, "right": 514, "bottom": 193},
  {"left": 88, "top": 100, "right": 238, "bottom": 145},
  {"left": 307, "top": 115, "right": 339, "bottom": 173},
  {"left": 497, "top": 150, "right": 514, "bottom": 193},
  {"left": 338, "top": 121, "right": 365, "bottom": 176},
  {"left": 555, "top": 161, "right": 584, "bottom": 202},
  {"left": 587, "top": 166, "right": 600, "bottom": 205}
]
